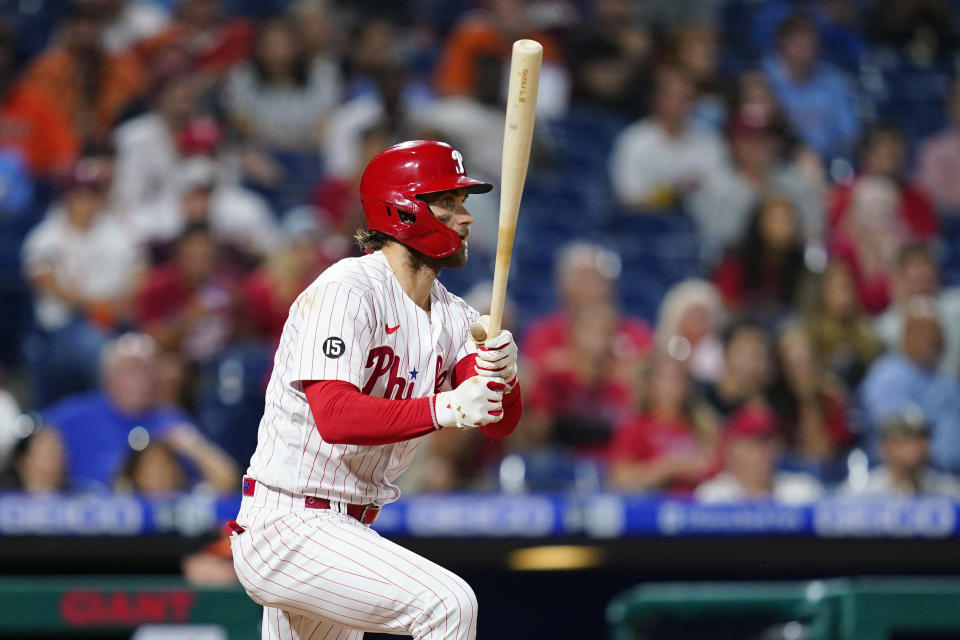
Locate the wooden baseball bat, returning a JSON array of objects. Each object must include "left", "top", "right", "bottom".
[{"left": 471, "top": 39, "right": 542, "bottom": 344}]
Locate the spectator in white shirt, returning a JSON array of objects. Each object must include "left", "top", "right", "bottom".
[
  {"left": 656, "top": 278, "right": 726, "bottom": 384},
  {"left": 22, "top": 158, "right": 145, "bottom": 405},
  {"left": 139, "top": 155, "right": 280, "bottom": 261},
  {"left": 609, "top": 65, "right": 730, "bottom": 222},
  {"left": 100, "top": 0, "right": 171, "bottom": 53},
  {"left": 23, "top": 159, "right": 144, "bottom": 333},
  {"left": 322, "top": 61, "right": 419, "bottom": 181},
  {"left": 842, "top": 408, "right": 960, "bottom": 498},
  {"left": 695, "top": 405, "right": 823, "bottom": 504},
  {"left": 112, "top": 62, "right": 203, "bottom": 221},
  {"left": 697, "top": 71, "right": 826, "bottom": 255},
  {"left": 224, "top": 16, "right": 341, "bottom": 153},
  {"left": 0, "top": 375, "right": 21, "bottom": 472}
]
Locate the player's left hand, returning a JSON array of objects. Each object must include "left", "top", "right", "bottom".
[{"left": 473, "top": 316, "right": 518, "bottom": 391}]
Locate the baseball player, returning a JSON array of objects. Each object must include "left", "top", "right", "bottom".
[{"left": 227, "top": 140, "right": 522, "bottom": 640}]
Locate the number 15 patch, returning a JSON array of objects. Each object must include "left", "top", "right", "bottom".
[{"left": 322, "top": 336, "right": 346, "bottom": 359}]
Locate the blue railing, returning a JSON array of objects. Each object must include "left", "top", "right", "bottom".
[{"left": 0, "top": 492, "right": 956, "bottom": 539}]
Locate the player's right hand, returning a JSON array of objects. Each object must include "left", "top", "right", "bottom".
[{"left": 434, "top": 376, "right": 505, "bottom": 429}]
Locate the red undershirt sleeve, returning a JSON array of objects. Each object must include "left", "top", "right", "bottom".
[
  {"left": 304, "top": 355, "right": 523, "bottom": 445},
  {"left": 304, "top": 380, "right": 438, "bottom": 445},
  {"left": 452, "top": 354, "right": 523, "bottom": 440}
]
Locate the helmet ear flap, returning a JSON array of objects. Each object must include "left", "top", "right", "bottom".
[{"left": 383, "top": 203, "right": 417, "bottom": 226}]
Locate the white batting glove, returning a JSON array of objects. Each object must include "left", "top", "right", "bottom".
[
  {"left": 474, "top": 323, "right": 518, "bottom": 392},
  {"left": 434, "top": 376, "right": 504, "bottom": 429}
]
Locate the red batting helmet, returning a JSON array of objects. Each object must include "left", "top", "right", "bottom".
[{"left": 359, "top": 140, "right": 493, "bottom": 258}]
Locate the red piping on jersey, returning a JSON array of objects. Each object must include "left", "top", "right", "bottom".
[{"left": 303, "top": 354, "right": 522, "bottom": 445}]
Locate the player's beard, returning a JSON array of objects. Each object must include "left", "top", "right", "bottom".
[
  {"left": 406, "top": 212, "right": 469, "bottom": 272},
  {"left": 406, "top": 238, "right": 468, "bottom": 273}
]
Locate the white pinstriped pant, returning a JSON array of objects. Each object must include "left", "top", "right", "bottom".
[{"left": 229, "top": 483, "right": 478, "bottom": 640}]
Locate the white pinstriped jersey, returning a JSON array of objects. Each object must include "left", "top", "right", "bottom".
[{"left": 246, "top": 251, "right": 479, "bottom": 506}]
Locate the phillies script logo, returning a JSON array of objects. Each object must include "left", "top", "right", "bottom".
[
  {"left": 59, "top": 588, "right": 195, "bottom": 626},
  {"left": 434, "top": 355, "right": 447, "bottom": 393},
  {"left": 363, "top": 347, "right": 447, "bottom": 398},
  {"left": 363, "top": 346, "right": 413, "bottom": 399}
]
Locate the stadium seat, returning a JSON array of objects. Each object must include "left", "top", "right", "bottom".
[
  {"left": 858, "top": 49, "right": 951, "bottom": 149},
  {"left": 195, "top": 343, "right": 273, "bottom": 467},
  {"left": 497, "top": 450, "right": 604, "bottom": 493}
]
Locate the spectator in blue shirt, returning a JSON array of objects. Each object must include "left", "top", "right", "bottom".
[
  {"left": 763, "top": 14, "right": 860, "bottom": 162},
  {"left": 42, "top": 333, "right": 238, "bottom": 492},
  {"left": 750, "top": 1, "right": 867, "bottom": 71},
  {"left": 859, "top": 296, "right": 960, "bottom": 472}
]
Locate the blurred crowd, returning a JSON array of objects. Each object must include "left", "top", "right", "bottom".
[{"left": 1, "top": 0, "right": 960, "bottom": 504}]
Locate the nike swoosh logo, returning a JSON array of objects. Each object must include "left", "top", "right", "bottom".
[{"left": 385, "top": 324, "right": 400, "bottom": 334}]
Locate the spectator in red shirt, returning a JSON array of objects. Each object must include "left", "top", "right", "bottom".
[
  {"left": 768, "top": 323, "right": 853, "bottom": 481},
  {"left": 827, "top": 123, "right": 938, "bottom": 240},
  {"left": 134, "top": 221, "right": 237, "bottom": 366},
  {"left": 713, "top": 195, "right": 810, "bottom": 326},
  {"left": 828, "top": 175, "right": 906, "bottom": 313},
  {"left": 240, "top": 207, "right": 338, "bottom": 344},
  {"left": 524, "top": 300, "right": 638, "bottom": 458},
  {"left": 609, "top": 351, "right": 720, "bottom": 494},
  {"left": 524, "top": 241, "right": 654, "bottom": 366}
]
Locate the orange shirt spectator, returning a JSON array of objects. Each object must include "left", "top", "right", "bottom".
[
  {"left": 434, "top": 7, "right": 561, "bottom": 97},
  {"left": 21, "top": 48, "right": 144, "bottom": 144},
  {"left": 0, "top": 82, "right": 78, "bottom": 176}
]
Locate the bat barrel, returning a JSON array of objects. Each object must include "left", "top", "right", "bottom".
[{"left": 488, "top": 39, "right": 542, "bottom": 339}]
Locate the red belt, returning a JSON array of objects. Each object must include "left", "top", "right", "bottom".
[{"left": 240, "top": 477, "right": 381, "bottom": 525}]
